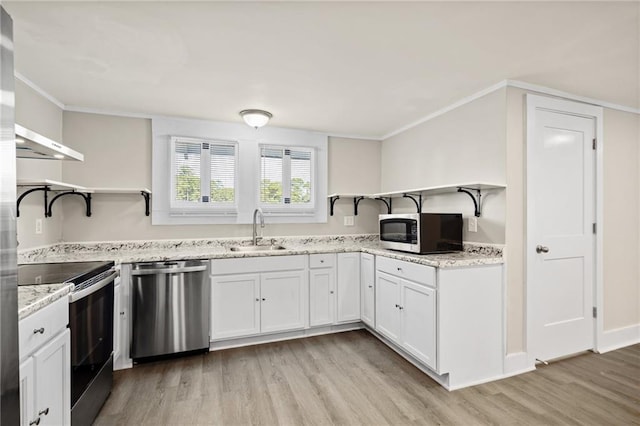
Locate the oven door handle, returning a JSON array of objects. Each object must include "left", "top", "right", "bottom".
[
  {"left": 69, "top": 271, "right": 118, "bottom": 303},
  {"left": 131, "top": 265, "right": 208, "bottom": 276}
]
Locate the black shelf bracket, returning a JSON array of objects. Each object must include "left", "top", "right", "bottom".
[
  {"left": 354, "top": 196, "right": 366, "bottom": 216},
  {"left": 47, "top": 191, "right": 92, "bottom": 217},
  {"left": 457, "top": 187, "right": 482, "bottom": 217},
  {"left": 403, "top": 193, "right": 422, "bottom": 213},
  {"left": 374, "top": 197, "right": 392, "bottom": 214},
  {"left": 329, "top": 195, "right": 340, "bottom": 216},
  {"left": 141, "top": 191, "right": 151, "bottom": 216},
  {"left": 17, "top": 186, "right": 50, "bottom": 218}
]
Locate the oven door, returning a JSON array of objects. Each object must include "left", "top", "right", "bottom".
[{"left": 68, "top": 271, "right": 116, "bottom": 407}]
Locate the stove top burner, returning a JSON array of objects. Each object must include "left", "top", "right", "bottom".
[{"left": 17, "top": 261, "right": 114, "bottom": 286}]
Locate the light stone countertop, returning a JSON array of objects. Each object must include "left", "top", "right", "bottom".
[
  {"left": 18, "top": 283, "right": 73, "bottom": 320},
  {"left": 19, "top": 235, "right": 503, "bottom": 269}
]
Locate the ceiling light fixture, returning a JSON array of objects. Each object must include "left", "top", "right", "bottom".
[{"left": 239, "top": 109, "right": 272, "bottom": 129}]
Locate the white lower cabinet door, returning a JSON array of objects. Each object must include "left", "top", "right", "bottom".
[
  {"left": 260, "top": 271, "right": 306, "bottom": 333},
  {"left": 19, "top": 358, "right": 35, "bottom": 426},
  {"left": 309, "top": 268, "right": 335, "bottom": 327},
  {"left": 360, "top": 253, "right": 375, "bottom": 327},
  {"left": 211, "top": 274, "right": 261, "bottom": 340},
  {"left": 33, "top": 329, "right": 70, "bottom": 426},
  {"left": 375, "top": 271, "right": 401, "bottom": 342},
  {"left": 400, "top": 280, "right": 437, "bottom": 370},
  {"left": 113, "top": 283, "right": 121, "bottom": 362},
  {"left": 336, "top": 253, "right": 361, "bottom": 323}
]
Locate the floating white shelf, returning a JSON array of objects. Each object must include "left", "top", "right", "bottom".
[
  {"left": 328, "top": 182, "right": 506, "bottom": 217},
  {"left": 88, "top": 187, "right": 151, "bottom": 194},
  {"left": 17, "top": 179, "right": 91, "bottom": 192}
]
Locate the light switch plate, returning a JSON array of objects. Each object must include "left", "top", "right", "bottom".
[
  {"left": 468, "top": 217, "right": 478, "bottom": 233},
  {"left": 344, "top": 216, "right": 355, "bottom": 226},
  {"left": 35, "top": 218, "right": 43, "bottom": 234}
]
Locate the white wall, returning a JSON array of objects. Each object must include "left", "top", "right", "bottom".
[
  {"left": 60, "top": 112, "right": 381, "bottom": 242},
  {"left": 15, "top": 79, "right": 64, "bottom": 249},
  {"left": 380, "top": 87, "right": 507, "bottom": 244}
]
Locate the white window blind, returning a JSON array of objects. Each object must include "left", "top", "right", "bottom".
[
  {"left": 171, "top": 137, "right": 237, "bottom": 211},
  {"left": 259, "top": 146, "right": 313, "bottom": 209}
]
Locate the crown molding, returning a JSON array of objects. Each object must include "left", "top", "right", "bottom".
[{"left": 15, "top": 71, "right": 65, "bottom": 110}]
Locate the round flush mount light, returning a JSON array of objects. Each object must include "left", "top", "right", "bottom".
[{"left": 239, "top": 109, "right": 272, "bottom": 129}]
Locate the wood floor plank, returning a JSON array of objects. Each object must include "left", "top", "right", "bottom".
[{"left": 96, "top": 331, "right": 640, "bottom": 426}]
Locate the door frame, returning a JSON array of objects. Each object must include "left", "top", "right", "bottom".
[{"left": 525, "top": 94, "right": 604, "bottom": 365}]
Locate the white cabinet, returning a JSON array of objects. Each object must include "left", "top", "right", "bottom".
[
  {"left": 211, "top": 274, "right": 261, "bottom": 340},
  {"left": 308, "top": 252, "right": 360, "bottom": 327},
  {"left": 375, "top": 259, "right": 437, "bottom": 370},
  {"left": 309, "top": 267, "right": 335, "bottom": 327},
  {"left": 374, "top": 255, "right": 504, "bottom": 389},
  {"left": 210, "top": 256, "right": 307, "bottom": 341},
  {"left": 261, "top": 271, "right": 306, "bottom": 333},
  {"left": 19, "top": 297, "right": 70, "bottom": 426},
  {"left": 360, "top": 253, "right": 375, "bottom": 327},
  {"left": 336, "top": 253, "right": 360, "bottom": 322},
  {"left": 113, "top": 279, "right": 121, "bottom": 363}
]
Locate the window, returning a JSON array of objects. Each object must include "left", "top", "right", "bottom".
[
  {"left": 260, "top": 146, "right": 314, "bottom": 209},
  {"left": 171, "top": 137, "right": 237, "bottom": 212}
]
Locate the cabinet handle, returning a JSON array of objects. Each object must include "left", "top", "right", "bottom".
[
  {"left": 38, "top": 408, "right": 49, "bottom": 416},
  {"left": 29, "top": 418, "right": 40, "bottom": 426},
  {"left": 33, "top": 328, "right": 45, "bottom": 334},
  {"left": 120, "top": 311, "right": 125, "bottom": 315}
]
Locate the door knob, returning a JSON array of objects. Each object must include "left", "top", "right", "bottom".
[{"left": 536, "top": 245, "right": 550, "bottom": 254}]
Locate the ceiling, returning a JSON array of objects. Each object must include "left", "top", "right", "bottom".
[{"left": 4, "top": 1, "right": 639, "bottom": 139}]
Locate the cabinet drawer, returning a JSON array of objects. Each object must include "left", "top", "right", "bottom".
[
  {"left": 309, "top": 253, "right": 336, "bottom": 269},
  {"left": 376, "top": 256, "right": 436, "bottom": 287},
  {"left": 19, "top": 297, "right": 69, "bottom": 360}
]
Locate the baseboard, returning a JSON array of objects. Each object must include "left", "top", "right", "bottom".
[
  {"left": 597, "top": 324, "right": 640, "bottom": 353},
  {"left": 209, "top": 322, "right": 364, "bottom": 351},
  {"left": 503, "top": 351, "right": 535, "bottom": 378}
]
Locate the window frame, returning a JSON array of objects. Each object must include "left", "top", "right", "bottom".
[
  {"left": 169, "top": 136, "right": 239, "bottom": 215},
  {"left": 258, "top": 144, "right": 316, "bottom": 213}
]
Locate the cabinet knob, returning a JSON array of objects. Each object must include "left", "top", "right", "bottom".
[
  {"left": 399, "top": 306, "right": 404, "bottom": 310},
  {"left": 262, "top": 298, "right": 266, "bottom": 301},
  {"left": 29, "top": 418, "right": 40, "bottom": 426},
  {"left": 320, "top": 260, "right": 324, "bottom": 263},
  {"left": 397, "top": 267, "right": 402, "bottom": 271},
  {"left": 38, "top": 408, "right": 49, "bottom": 416},
  {"left": 330, "top": 291, "right": 334, "bottom": 294},
  {"left": 395, "top": 304, "right": 399, "bottom": 308},
  {"left": 368, "top": 285, "right": 373, "bottom": 288},
  {"left": 33, "top": 328, "right": 45, "bottom": 334},
  {"left": 120, "top": 311, "right": 125, "bottom": 316},
  {"left": 255, "top": 298, "right": 260, "bottom": 302}
]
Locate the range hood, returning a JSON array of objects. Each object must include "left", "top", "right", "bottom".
[{"left": 15, "top": 123, "right": 84, "bottom": 161}]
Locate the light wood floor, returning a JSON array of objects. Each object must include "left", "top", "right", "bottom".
[{"left": 94, "top": 330, "right": 640, "bottom": 425}]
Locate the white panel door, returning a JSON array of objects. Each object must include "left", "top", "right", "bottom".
[
  {"left": 528, "top": 95, "right": 597, "bottom": 361},
  {"left": 211, "top": 274, "right": 261, "bottom": 340},
  {"left": 336, "top": 253, "right": 361, "bottom": 322},
  {"left": 309, "top": 268, "right": 335, "bottom": 327},
  {"left": 33, "top": 329, "right": 70, "bottom": 426},
  {"left": 375, "top": 271, "right": 401, "bottom": 342},
  {"left": 400, "top": 280, "right": 437, "bottom": 370},
  {"left": 19, "top": 358, "right": 35, "bottom": 426},
  {"left": 360, "top": 253, "right": 375, "bottom": 327},
  {"left": 260, "top": 271, "right": 306, "bottom": 333}
]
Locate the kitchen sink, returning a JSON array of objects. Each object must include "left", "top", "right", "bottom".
[{"left": 229, "top": 245, "right": 287, "bottom": 252}]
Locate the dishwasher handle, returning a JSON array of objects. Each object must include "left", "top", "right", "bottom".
[{"left": 131, "top": 265, "right": 208, "bottom": 276}]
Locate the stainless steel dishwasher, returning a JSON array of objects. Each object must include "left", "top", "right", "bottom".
[{"left": 131, "top": 260, "right": 209, "bottom": 360}]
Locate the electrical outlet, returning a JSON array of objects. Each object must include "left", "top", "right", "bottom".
[
  {"left": 344, "top": 216, "right": 355, "bottom": 226},
  {"left": 468, "top": 217, "right": 478, "bottom": 233},
  {"left": 35, "top": 218, "right": 43, "bottom": 234}
]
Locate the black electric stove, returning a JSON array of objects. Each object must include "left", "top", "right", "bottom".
[
  {"left": 18, "top": 260, "right": 117, "bottom": 426},
  {"left": 18, "top": 261, "right": 114, "bottom": 288}
]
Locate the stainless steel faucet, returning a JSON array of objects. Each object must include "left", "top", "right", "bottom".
[{"left": 252, "top": 208, "right": 265, "bottom": 245}]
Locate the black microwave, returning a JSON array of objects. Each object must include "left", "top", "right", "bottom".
[{"left": 379, "top": 213, "right": 463, "bottom": 254}]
